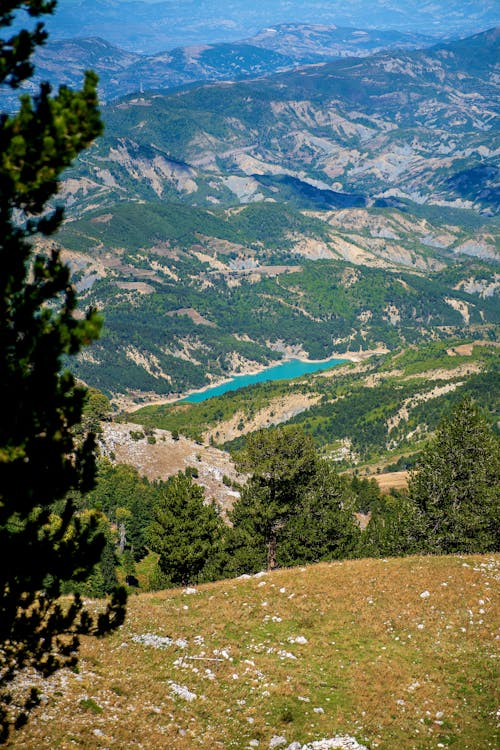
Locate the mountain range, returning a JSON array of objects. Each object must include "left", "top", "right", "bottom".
[
  {"left": 63, "top": 28, "right": 500, "bottom": 216},
  {"left": 1, "top": 25, "right": 439, "bottom": 110},
  {"left": 37, "top": 0, "right": 500, "bottom": 52},
  {"left": 41, "top": 27, "right": 499, "bottom": 402}
]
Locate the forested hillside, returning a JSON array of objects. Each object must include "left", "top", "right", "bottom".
[
  {"left": 129, "top": 340, "right": 499, "bottom": 465},
  {"left": 39, "top": 28, "right": 498, "bottom": 401}
]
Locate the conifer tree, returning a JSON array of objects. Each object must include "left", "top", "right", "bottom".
[
  {"left": 280, "top": 461, "right": 361, "bottom": 565},
  {"left": 408, "top": 398, "right": 499, "bottom": 553},
  {"left": 147, "top": 472, "right": 223, "bottom": 586},
  {"left": 225, "top": 427, "right": 359, "bottom": 574},
  {"left": 0, "top": 2, "right": 126, "bottom": 740},
  {"left": 360, "top": 490, "right": 424, "bottom": 558},
  {"left": 234, "top": 425, "right": 319, "bottom": 570}
]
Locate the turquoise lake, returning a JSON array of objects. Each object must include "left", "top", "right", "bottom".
[{"left": 180, "top": 357, "right": 347, "bottom": 403}]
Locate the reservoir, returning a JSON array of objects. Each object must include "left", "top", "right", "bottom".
[{"left": 180, "top": 357, "right": 347, "bottom": 403}]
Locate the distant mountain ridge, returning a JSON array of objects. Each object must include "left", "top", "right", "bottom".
[
  {"left": 0, "top": 24, "right": 439, "bottom": 109},
  {"left": 37, "top": 0, "right": 500, "bottom": 52},
  {"left": 60, "top": 28, "right": 500, "bottom": 216}
]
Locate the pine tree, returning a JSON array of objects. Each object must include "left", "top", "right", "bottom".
[
  {"left": 280, "top": 461, "right": 361, "bottom": 565},
  {"left": 226, "top": 426, "right": 360, "bottom": 573},
  {"left": 234, "top": 425, "right": 319, "bottom": 570},
  {"left": 147, "top": 472, "right": 223, "bottom": 586},
  {"left": 0, "top": 3, "right": 126, "bottom": 740},
  {"left": 408, "top": 398, "right": 499, "bottom": 553},
  {"left": 360, "top": 491, "right": 424, "bottom": 558}
]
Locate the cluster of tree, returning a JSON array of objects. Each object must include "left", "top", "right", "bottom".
[
  {"left": 107, "top": 399, "right": 498, "bottom": 589},
  {"left": 70, "top": 426, "right": 362, "bottom": 592},
  {"left": 363, "top": 398, "right": 499, "bottom": 556}
]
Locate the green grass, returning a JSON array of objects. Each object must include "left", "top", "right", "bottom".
[{"left": 11, "top": 554, "right": 500, "bottom": 749}]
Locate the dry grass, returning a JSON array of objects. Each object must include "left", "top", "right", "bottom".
[
  {"left": 8, "top": 555, "right": 499, "bottom": 749},
  {"left": 373, "top": 471, "right": 409, "bottom": 492}
]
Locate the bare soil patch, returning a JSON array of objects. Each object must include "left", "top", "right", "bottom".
[
  {"left": 373, "top": 470, "right": 409, "bottom": 492},
  {"left": 100, "top": 422, "right": 244, "bottom": 513}
]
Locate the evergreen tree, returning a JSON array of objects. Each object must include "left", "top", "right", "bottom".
[
  {"left": 408, "top": 398, "right": 499, "bottom": 553},
  {"left": 350, "top": 475, "right": 382, "bottom": 514},
  {"left": 227, "top": 426, "right": 359, "bottom": 573},
  {"left": 360, "top": 490, "right": 424, "bottom": 558},
  {"left": 0, "top": 3, "right": 126, "bottom": 740},
  {"left": 80, "top": 387, "right": 112, "bottom": 435},
  {"left": 280, "top": 461, "right": 360, "bottom": 565},
  {"left": 221, "top": 483, "right": 274, "bottom": 577},
  {"left": 147, "top": 472, "right": 223, "bottom": 586},
  {"left": 234, "top": 425, "right": 318, "bottom": 569},
  {"left": 86, "top": 461, "right": 156, "bottom": 560}
]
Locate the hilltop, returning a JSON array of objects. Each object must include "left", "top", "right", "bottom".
[{"left": 8, "top": 554, "right": 499, "bottom": 749}]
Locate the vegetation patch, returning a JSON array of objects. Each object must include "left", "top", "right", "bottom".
[{"left": 11, "top": 554, "right": 500, "bottom": 749}]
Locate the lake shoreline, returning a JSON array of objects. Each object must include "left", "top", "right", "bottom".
[{"left": 125, "top": 349, "right": 387, "bottom": 413}]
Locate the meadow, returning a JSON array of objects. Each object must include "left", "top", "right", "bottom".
[{"left": 9, "top": 554, "right": 499, "bottom": 749}]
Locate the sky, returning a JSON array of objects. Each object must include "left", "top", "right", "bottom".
[{"left": 8, "top": 1, "right": 500, "bottom": 54}]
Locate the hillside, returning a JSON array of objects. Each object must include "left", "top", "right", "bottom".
[
  {"left": 128, "top": 340, "right": 499, "bottom": 467},
  {"left": 0, "top": 26, "right": 438, "bottom": 110},
  {"left": 8, "top": 554, "right": 500, "bottom": 749},
  {"left": 99, "top": 421, "right": 244, "bottom": 512},
  {"left": 63, "top": 227, "right": 498, "bottom": 401},
  {"left": 61, "top": 29, "right": 500, "bottom": 214},
  {"left": 45, "top": 29, "right": 499, "bottom": 401}
]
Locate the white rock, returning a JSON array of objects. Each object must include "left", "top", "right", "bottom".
[
  {"left": 285, "top": 738, "right": 369, "bottom": 750},
  {"left": 269, "top": 737, "right": 287, "bottom": 749},
  {"left": 168, "top": 681, "right": 197, "bottom": 702},
  {"left": 288, "top": 635, "right": 308, "bottom": 645}
]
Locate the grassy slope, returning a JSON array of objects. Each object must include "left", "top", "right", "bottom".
[{"left": 11, "top": 554, "right": 499, "bottom": 749}]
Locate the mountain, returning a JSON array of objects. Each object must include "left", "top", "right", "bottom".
[
  {"left": 247, "top": 23, "right": 437, "bottom": 61},
  {"left": 0, "top": 25, "right": 437, "bottom": 110},
  {"left": 39, "top": 1, "right": 499, "bottom": 52},
  {"left": 55, "top": 197, "right": 498, "bottom": 401},
  {"left": 45, "top": 29, "right": 498, "bottom": 401},
  {"left": 62, "top": 29, "right": 500, "bottom": 214}
]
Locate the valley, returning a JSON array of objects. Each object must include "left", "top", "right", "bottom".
[
  {"left": 34, "top": 26, "right": 497, "bottom": 478},
  {"left": 45, "top": 26, "right": 499, "bottom": 412},
  {"left": 2, "top": 3, "right": 499, "bottom": 749},
  {"left": 127, "top": 339, "right": 499, "bottom": 469}
]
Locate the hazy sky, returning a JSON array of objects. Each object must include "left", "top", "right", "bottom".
[{"left": 11, "top": 0, "right": 500, "bottom": 54}]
